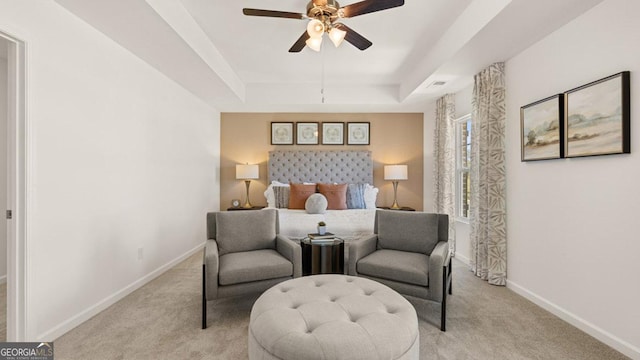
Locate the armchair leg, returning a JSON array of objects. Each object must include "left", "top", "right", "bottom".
[
  {"left": 441, "top": 256, "right": 453, "bottom": 331},
  {"left": 202, "top": 264, "right": 207, "bottom": 329}
]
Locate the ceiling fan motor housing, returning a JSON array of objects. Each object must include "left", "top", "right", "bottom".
[{"left": 307, "top": 0, "right": 341, "bottom": 27}]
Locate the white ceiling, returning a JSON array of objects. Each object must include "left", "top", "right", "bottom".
[{"left": 54, "top": 0, "right": 604, "bottom": 112}]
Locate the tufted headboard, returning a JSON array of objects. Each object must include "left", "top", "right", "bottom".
[{"left": 269, "top": 150, "right": 373, "bottom": 184}]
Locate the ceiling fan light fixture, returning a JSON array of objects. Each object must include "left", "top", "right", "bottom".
[
  {"left": 306, "top": 19, "right": 325, "bottom": 38},
  {"left": 305, "top": 37, "right": 323, "bottom": 52},
  {"left": 328, "top": 27, "right": 346, "bottom": 47}
]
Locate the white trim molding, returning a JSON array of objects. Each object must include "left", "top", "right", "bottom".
[
  {"left": 507, "top": 280, "right": 640, "bottom": 359},
  {"left": 1, "top": 29, "right": 28, "bottom": 342}
]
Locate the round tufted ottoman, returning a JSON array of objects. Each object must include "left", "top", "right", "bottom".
[{"left": 248, "top": 275, "right": 419, "bottom": 360}]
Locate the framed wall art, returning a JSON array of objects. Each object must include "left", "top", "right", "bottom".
[
  {"left": 347, "top": 122, "right": 370, "bottom": 145},
  {"left": 564, "top": 71, "right": 630, "bottom": 158},
  {"left": 271, "top": 122, "right": 294, "bottom": 145},
  {"left": 296, "top": 122, "right": 319, "bottom": 145},
  {"left": 520, "top": 94, "right": 564, "bottom": 161},
  {"left": 322, "top": 122, "right": 344, "bottom": 145}
]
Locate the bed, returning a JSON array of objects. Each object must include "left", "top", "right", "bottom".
[{"left": 266, "top": 150, "right": 378, "bottom": 241}]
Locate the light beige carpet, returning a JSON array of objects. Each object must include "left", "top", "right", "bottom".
[{"left": 55, "top": 252, "right": 628, "bottom": 359}]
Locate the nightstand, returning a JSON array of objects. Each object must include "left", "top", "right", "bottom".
[
  {"left": 377, "top": 206, "right": 416, "bottom": 211},
  {"left": 227, "top": 206, "right": 265, "bottom": 211}
]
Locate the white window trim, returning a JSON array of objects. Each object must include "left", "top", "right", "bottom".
[{"left": 455, "top": 114, "right": 471, "bottom": 223}]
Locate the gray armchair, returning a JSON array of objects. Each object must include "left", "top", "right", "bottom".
[
  {"left": 202, "top": 209, "right": 302, "bottom": 329},
  {"left": 348, "top": 210, "right": 453, "bottom": 330}
]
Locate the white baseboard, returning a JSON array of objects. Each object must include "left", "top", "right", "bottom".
[
  {"left": 507, "top": 280, "right": 640, "bottom": 360},
  {"left": 38, "top": 243, "right": 205, "bottom": 341},
  {"left": 0, "top": 275, "right": 6, "bottom": 285},
  {"left": 453, "top": 252, "right": 470, "bottom": 266}
]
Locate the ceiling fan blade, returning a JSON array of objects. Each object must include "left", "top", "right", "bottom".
[
  {"left": 340, "top": 0, "right": 404, "bottom": 18},
  {"left": 334, "top": 23, "right": 372, "bottom": 50},
  {"left": 242, "top": 8, "right": 306, "bottom": 20},
  {"left": 289, "top": 31, "right": 311, "bottom": 53}
]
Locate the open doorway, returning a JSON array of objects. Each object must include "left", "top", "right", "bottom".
[{"left": 0, "top": 30, "right": 27, "bottom": 341}]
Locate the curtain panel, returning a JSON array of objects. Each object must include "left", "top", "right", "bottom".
[
  {"left": 433, "top": 94, "right": 456, "bottom": 255},
  {"left": 470, "top": 62, "right": 507, "bottom": 286}
]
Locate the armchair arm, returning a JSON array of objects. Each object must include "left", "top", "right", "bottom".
[
  {"left": 348, "top": 234, "right": 378, "bottom": 276},
  {"left": 428, "top": 241, "right": 449, "bottom": 302},
  {"left": 203, "top": 239, "right": 220, "bottom": 300},
  {"left": 276, "top": 235, "right": 302, "bottom": 278}
]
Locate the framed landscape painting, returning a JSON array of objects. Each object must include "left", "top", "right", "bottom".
[
  {"left": 564, "top": 71, "right": 630, "bottom": 158},
  {"left": 520, "top": 94, "right": 564, "bottom": 161},
  {"left": 322, "top": 122, "right": 344, "bottom": 145},
  {"left": 296, "top": 122, "right": 319, "bottom": 145},
  {"left": 271, "top": 122, "right": 294, "bottom": 145}
]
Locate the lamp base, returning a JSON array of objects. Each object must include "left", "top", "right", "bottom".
[
  {"left": 390, "top": 181, "right": 401, "bottom": 209},
  {"left": 243, "top": 180, "right": 253, "bottom": 208}
]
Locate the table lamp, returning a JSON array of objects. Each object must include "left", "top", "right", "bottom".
[
  {"left": 384, "top": 165, "right": 408, "bottom": 209},
  {"left": 236, "top": 164, "right": 259, "bottom": 208}
]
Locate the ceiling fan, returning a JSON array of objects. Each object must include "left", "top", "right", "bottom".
[{"left": 242, "top": 0, "right": 405, "bottom": 53}]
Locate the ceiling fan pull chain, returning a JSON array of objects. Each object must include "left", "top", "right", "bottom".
[{"left": 321, "top": 42, "right": 325, "bottom": 104}]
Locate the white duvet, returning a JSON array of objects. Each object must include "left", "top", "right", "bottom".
[{"left": 275, "top": 208, "right": 376, "bottom": 241}]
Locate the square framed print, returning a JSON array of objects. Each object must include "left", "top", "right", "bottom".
[
  {"left": 520, "top": 94, "right": 564, "bottom": 161},
  {"left": 564, "top": 71, "right": 630, "bottom": 158},
  {"left": 322, "top": 122, "right": 344, "bottom": 145},
  {"left": 347, "top": 122, "right": 370, "bottom": 145},
  {"left": 271, "top": 122, "right": 294, "bottom": 145},
  {"left": 296, "top": 122, "right": 319, "bottom": 145}
]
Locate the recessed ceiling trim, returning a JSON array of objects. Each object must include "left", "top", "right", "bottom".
[
  {"left": 145, "top": 0, "right": 245, "bottom": 101},
  {"left": 398, "top": 0, "right": 513, "bottom": 101}
]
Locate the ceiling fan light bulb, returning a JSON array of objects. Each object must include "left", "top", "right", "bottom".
[
  {"left": 329, "top": 27, "right": 346, "bottom": 47},
  {"left": 306, "top": 19, "right": 325, "bottom": 38},
  {"left": 305, "top": 37, "right": 323, "bottom": 52}
]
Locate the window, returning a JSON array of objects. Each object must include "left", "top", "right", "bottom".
[{"left": 455, "top": 114, "right": 471, "bottom": 219}]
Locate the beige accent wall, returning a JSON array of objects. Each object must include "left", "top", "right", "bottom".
[{"left": 220, "top": 113, "right": 424, "bottom": 210}]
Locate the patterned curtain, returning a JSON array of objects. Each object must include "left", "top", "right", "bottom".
[
  {"left": 433, "top": 94, "right": 456, "bottom": 255},
  {"left": 470, "top": 62, "right": 507, "bottom": 286}
]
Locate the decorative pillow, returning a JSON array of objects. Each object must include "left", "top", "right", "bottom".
[
  {"left": 288, "top": 183, "right": 317, "bottom": 209},
  {"left": 272, "top": 186, "right": 290, "bottom": 208},
  {"left": 264, "top": 181, "right": 289, "bottom": 208},
  {"left": 364, "top": 184, "right": 379, "bottom": 209},
  {"left": 346, "top": 184, "right": 366, "bottom": 209},
  {"left": 318, "top": 183, "right": 348, "bottom": 210},
  {"left": 305, "top": 193, "right": 328, "bottom": 214}
]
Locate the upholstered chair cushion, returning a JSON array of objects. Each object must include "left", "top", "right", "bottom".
[
  {"left": 376, "top": 211, "right": 440, "bottom": 255},
  {"left": 318, "top": 183, "right": 348, "bottom": 210},
  {"left": 305, "top": 193, "right": 328, "bottom": 214},
  {"left": 356, "top": 250, "right": 429, "bottom": 287},
  {"left": 218, "top": 249, "right": 293, "bottom": 285},
  {"left": 288, "top": 183, "right": 317, "bottom": 209},
  {"left": 216, "top": 209, "right": 277, "bottom": 256}
]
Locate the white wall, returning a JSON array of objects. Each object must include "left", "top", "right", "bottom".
[
  {"left": 0, "top": 1, "right": 220, "bottom": 340},
  {"left": 505, "top": 0, "right": 640, "bottom": 357},
  {"left": 0, "top": 48, "right": 7, "bottom": 282}
]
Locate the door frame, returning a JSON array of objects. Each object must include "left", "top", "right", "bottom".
[{"left": 1, "top": 29, "right": 28, "bottom": 341}]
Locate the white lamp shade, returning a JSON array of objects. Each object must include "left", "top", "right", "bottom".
[
  {"left": 305, "top": 37, "right": 323, "bottom": 52},
  {"left": 329, "top": 27, "right": 346, "bottom": 47},
  {"left": 384, "top": 165, "right": 408, "bottom": 180},
  {"left": 236, "top": 164, "right": 259, "bottom": 179},
  {"left": 306, "top": 19, "right": 325, "bottom": 38}
]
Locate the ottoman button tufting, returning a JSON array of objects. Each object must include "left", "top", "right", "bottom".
[{"left": 249, "top": 275, "right": 419, "bottom": 360}]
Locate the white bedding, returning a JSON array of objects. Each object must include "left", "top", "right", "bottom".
[{"left": 275, "top": 208, "right": 376, "bottom": 241}]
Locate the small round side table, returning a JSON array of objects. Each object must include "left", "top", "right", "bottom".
[{"left": 300, "top": 237, "right": 344, "bottom": 275}]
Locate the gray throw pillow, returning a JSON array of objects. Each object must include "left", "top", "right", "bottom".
[
  {"left": 346, "top": 183, "right": 366, "bottom": 209},
  {"left": 272, "top": 186, "right": 290, "bottom": 208},
  {"left": 305, "top": 193, "right": 328, "bottom": 214}
]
